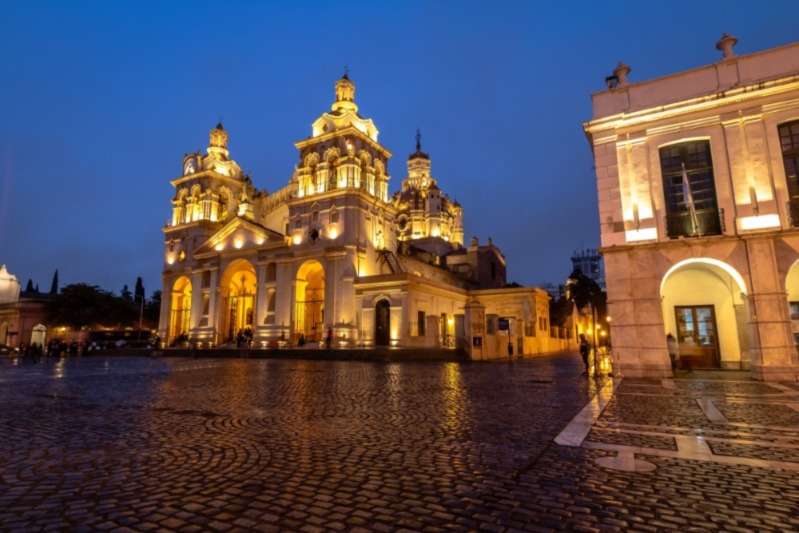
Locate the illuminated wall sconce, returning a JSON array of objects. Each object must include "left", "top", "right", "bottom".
[
  {"left": 234, "top": 237, "right": 244, "bottom": 249},
  {"left": 624, "top": 227, "right": 657, "bottom": 242},
  {"left": 738, "top": 213, "right": 780, "bottom": 231},
  {"left": 328, "top": 226, "right": 339, "bottom": 240},
  {"left": 255, "top": 237, "right": 265, "bottom": 245},
  {"left": 214, "top": 243, "right": 225, "bottom": 252},
  {"left": 292, "top": 234, "right": 303, "bottom": 245},
  {"left": 166, "top": 254, "right": 176, "bottom": 265}
]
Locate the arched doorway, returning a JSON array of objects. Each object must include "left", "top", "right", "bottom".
[
  {"left": 219, "top": 259, "right": 256, "bottom": 343},
  {"left": 375, "top": 299, "right": 391, "bottom": 346},
  {"left": 169, "top": 276, "right": 192, "bottom": 343},
  {"left": 784, "top": 260, "right": 799, "bottom": 348},
  {"left": 295, "top": 260, "right": 325, "bottom": 342},
  {"left": 660, "top": 258, "right": 749, "bottom": 369}
]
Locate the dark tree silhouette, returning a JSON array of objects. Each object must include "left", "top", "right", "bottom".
[
  {"left": 47, "top": 284, "right": 138, "bottom": 329},
  {"left": 24, "top": 279, "right": 34, "bottom": 293},
  {"left": 144, "top": 290, "right": 161, "bottom": 325},
  {"left": 49, "top": 269, "right": 59, "bottom": 295},
  {"left": 134, "top": 277, "right": 145, "bottom": 305},
  {"left": 121, "top": 284, "right": 133, "bottom": 302}
]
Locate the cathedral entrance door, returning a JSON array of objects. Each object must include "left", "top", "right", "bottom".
[
  {"left": 375, "top": 299, "right": 391, "bottom": 347},
  {"left": 294, "top": 260, "right": 325, "bottom": 342}
]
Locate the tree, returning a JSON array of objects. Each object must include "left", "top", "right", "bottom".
[
  {"left": 47, "top": 283, "right": 138, "bottom": 329},
  {"left": 121, "top": 284, "right": 133, "bottom": 302},
  {"left": 24, "top": 279, "right": 34, "bottom": 293},
  {"left": 144, "top": 290, "right": 161, "bottom": 326},
  {"left": 565, "top": 267, "right": 601, "bottom": 312},
  {"left": 565, "top": 267, "right": 609, "bottom": 348},
  {"left": 134, "top": 277, "right": 145, "bottom": 305},
  {"left": 49, "top": 269, "right": 59, "bottom": 295}
]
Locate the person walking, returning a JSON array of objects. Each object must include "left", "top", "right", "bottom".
[
  {"left": 666, "top": 333, "right": 679, "bottom": 371},
  {"left": 579, "top": 334, "right": 590, "bottom": 375},
  {"left": 325, "top": 328, "right": 333, "bottom": 350}
]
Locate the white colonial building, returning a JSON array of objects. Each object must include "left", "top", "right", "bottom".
[
  {"left": 158, "top": 74, "right": 563, "bottom": 358},
  {"left": 584, "top": 35, "right": 799, "bottom": 380}
]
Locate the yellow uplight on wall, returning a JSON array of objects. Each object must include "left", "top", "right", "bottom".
[
  {"left": 234, "top": 237, "right": 244, "bottom": 249},
  {"left": 625, "top": 227, "right": 657, "bottom": 242},
  {"left": 737, "top": 214, "right": 780, "bottom": 231},
  {"left": 328, "top": 227, "right": 339, "bottom": 240},
  {"left": 292, "top": 234, "right": 303, "bottom": 245},
  {"left": 214, "top": 243, "right": 225, "bottom": 251}
]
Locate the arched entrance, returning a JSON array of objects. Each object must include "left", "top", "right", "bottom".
[
  {"left": 169, "top": 276, "right": 192, "bottom": 343},
  {"left": 375, "top": 299, "right": 391, "bottom": 346},
  {"left": 784, "top": 260, "right": 799, "bottom": 347},
  {"left": 660, "top": 258, "right": 749, "bottom": 369},
  {"left": 219, "top": 259, "right": 256, "bottom": 343},
  {"left": 295, "top": 260, "right": 325, "bottom": 342}
]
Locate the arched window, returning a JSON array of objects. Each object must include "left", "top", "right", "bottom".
[
  {"left": 779, "top": 120, "right": 799, "bottom": 226},
  {"left": 659, "top": 140, "right": 721, "bottom": 238}
]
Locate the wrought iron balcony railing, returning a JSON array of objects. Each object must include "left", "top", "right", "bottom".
[{"left": 665, "top": 207, "right": 724, "bottom": 239}]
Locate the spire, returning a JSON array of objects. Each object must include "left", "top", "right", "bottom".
[
  {"left": 408, "top": 129, "right": 430, "bottom": 160},
  {"left": 332, "top": 71, "right": 358, "bottom": 113}
]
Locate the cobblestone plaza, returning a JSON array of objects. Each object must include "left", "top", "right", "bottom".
[{"left": 1, "top": 355, "right": 798, "bottom": 531}]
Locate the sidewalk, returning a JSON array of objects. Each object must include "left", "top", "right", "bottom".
[{"left": 557, "top": 370, "right": 799, "bottom": 472}]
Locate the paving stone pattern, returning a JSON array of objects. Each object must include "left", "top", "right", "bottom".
[
  {"left": 586, "top": 429, "right": 678, "bottom": 451},
  {"left": 715, "top": 400, "right": 799, "bottom": 427},
  {"left": 0, "top": 355, "right": 798, "bottom": 531}
]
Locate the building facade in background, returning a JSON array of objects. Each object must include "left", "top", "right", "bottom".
[
  {"left": 570, "top": 248, "right": 605, "bottom": 289},
  {"left": 584, "top": 35, "right": 799, "bottom": 380},
  {"left": 159, "top": 75, "right": 565, "bottom": 358},
  {"left": 0, "top": 265, "right": 48, "bottom": 348}
]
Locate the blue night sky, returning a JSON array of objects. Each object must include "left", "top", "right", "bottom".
[{"left": 0, "top": 1, "right": 794, "bottom": 296}]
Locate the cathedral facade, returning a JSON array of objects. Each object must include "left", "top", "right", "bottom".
[{"left": 158, "top": 74, "right": 558, "bottom": 357}]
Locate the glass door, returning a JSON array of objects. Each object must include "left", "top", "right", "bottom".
[{"left": 674, "top": 305, "right": 719, "bottom": 368}]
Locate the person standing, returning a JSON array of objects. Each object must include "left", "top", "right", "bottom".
[
  {"left": 666, "top": 333, "right": 679, "bottom": 371},
  {"left": 579, "top": 334, "right": 590, "bottom": 374}
]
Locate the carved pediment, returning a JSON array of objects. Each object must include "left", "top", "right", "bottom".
[{"left": 194, "top": 217, "right": 286, "bottom": 256}]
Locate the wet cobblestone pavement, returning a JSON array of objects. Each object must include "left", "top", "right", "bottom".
[{"left": 1, "top": 355, "right": 798, "bottom": 531}]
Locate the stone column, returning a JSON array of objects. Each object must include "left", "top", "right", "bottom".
[
  {"left": 189, "top": 270, "right": 203, "bottom": 337},
  {"left": 254, "top": 264, "right": 267, "bottom": 327},
  {"left": 463, "top": 299, "right": 486, "bottom": 360},
  {"left": 746, "top": 237, "right": 799, "bottom": 380},
  {"left": 206, "top": 269, "right": 219, "bottom": 345},
  {"left": 605, "top": 249, "right": 671, "bottom": 378},
  {"left": 157, "top": 275, "right": 171, "bottom": 343},
  {"left": 274, "top": 261, "right": 294, "bottom": 340}
]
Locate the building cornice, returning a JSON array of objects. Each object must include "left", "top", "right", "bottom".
[
  {"left": 294, "top": 125, "right": 392, "bottom": 158},
  {"left": 584, "top": 76, "right": 799, "bottom": 138}
]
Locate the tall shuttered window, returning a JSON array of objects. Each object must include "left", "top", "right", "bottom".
[
  {"left": 779, "top": 120, "right": 799, "bottom": 226},
  {"left": 659, "top": 141, "right": 721, "bottom": 238}
]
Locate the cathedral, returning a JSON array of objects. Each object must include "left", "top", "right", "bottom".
[{"left": 158, "top": 74, "right": 560, "bottom": 358}]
